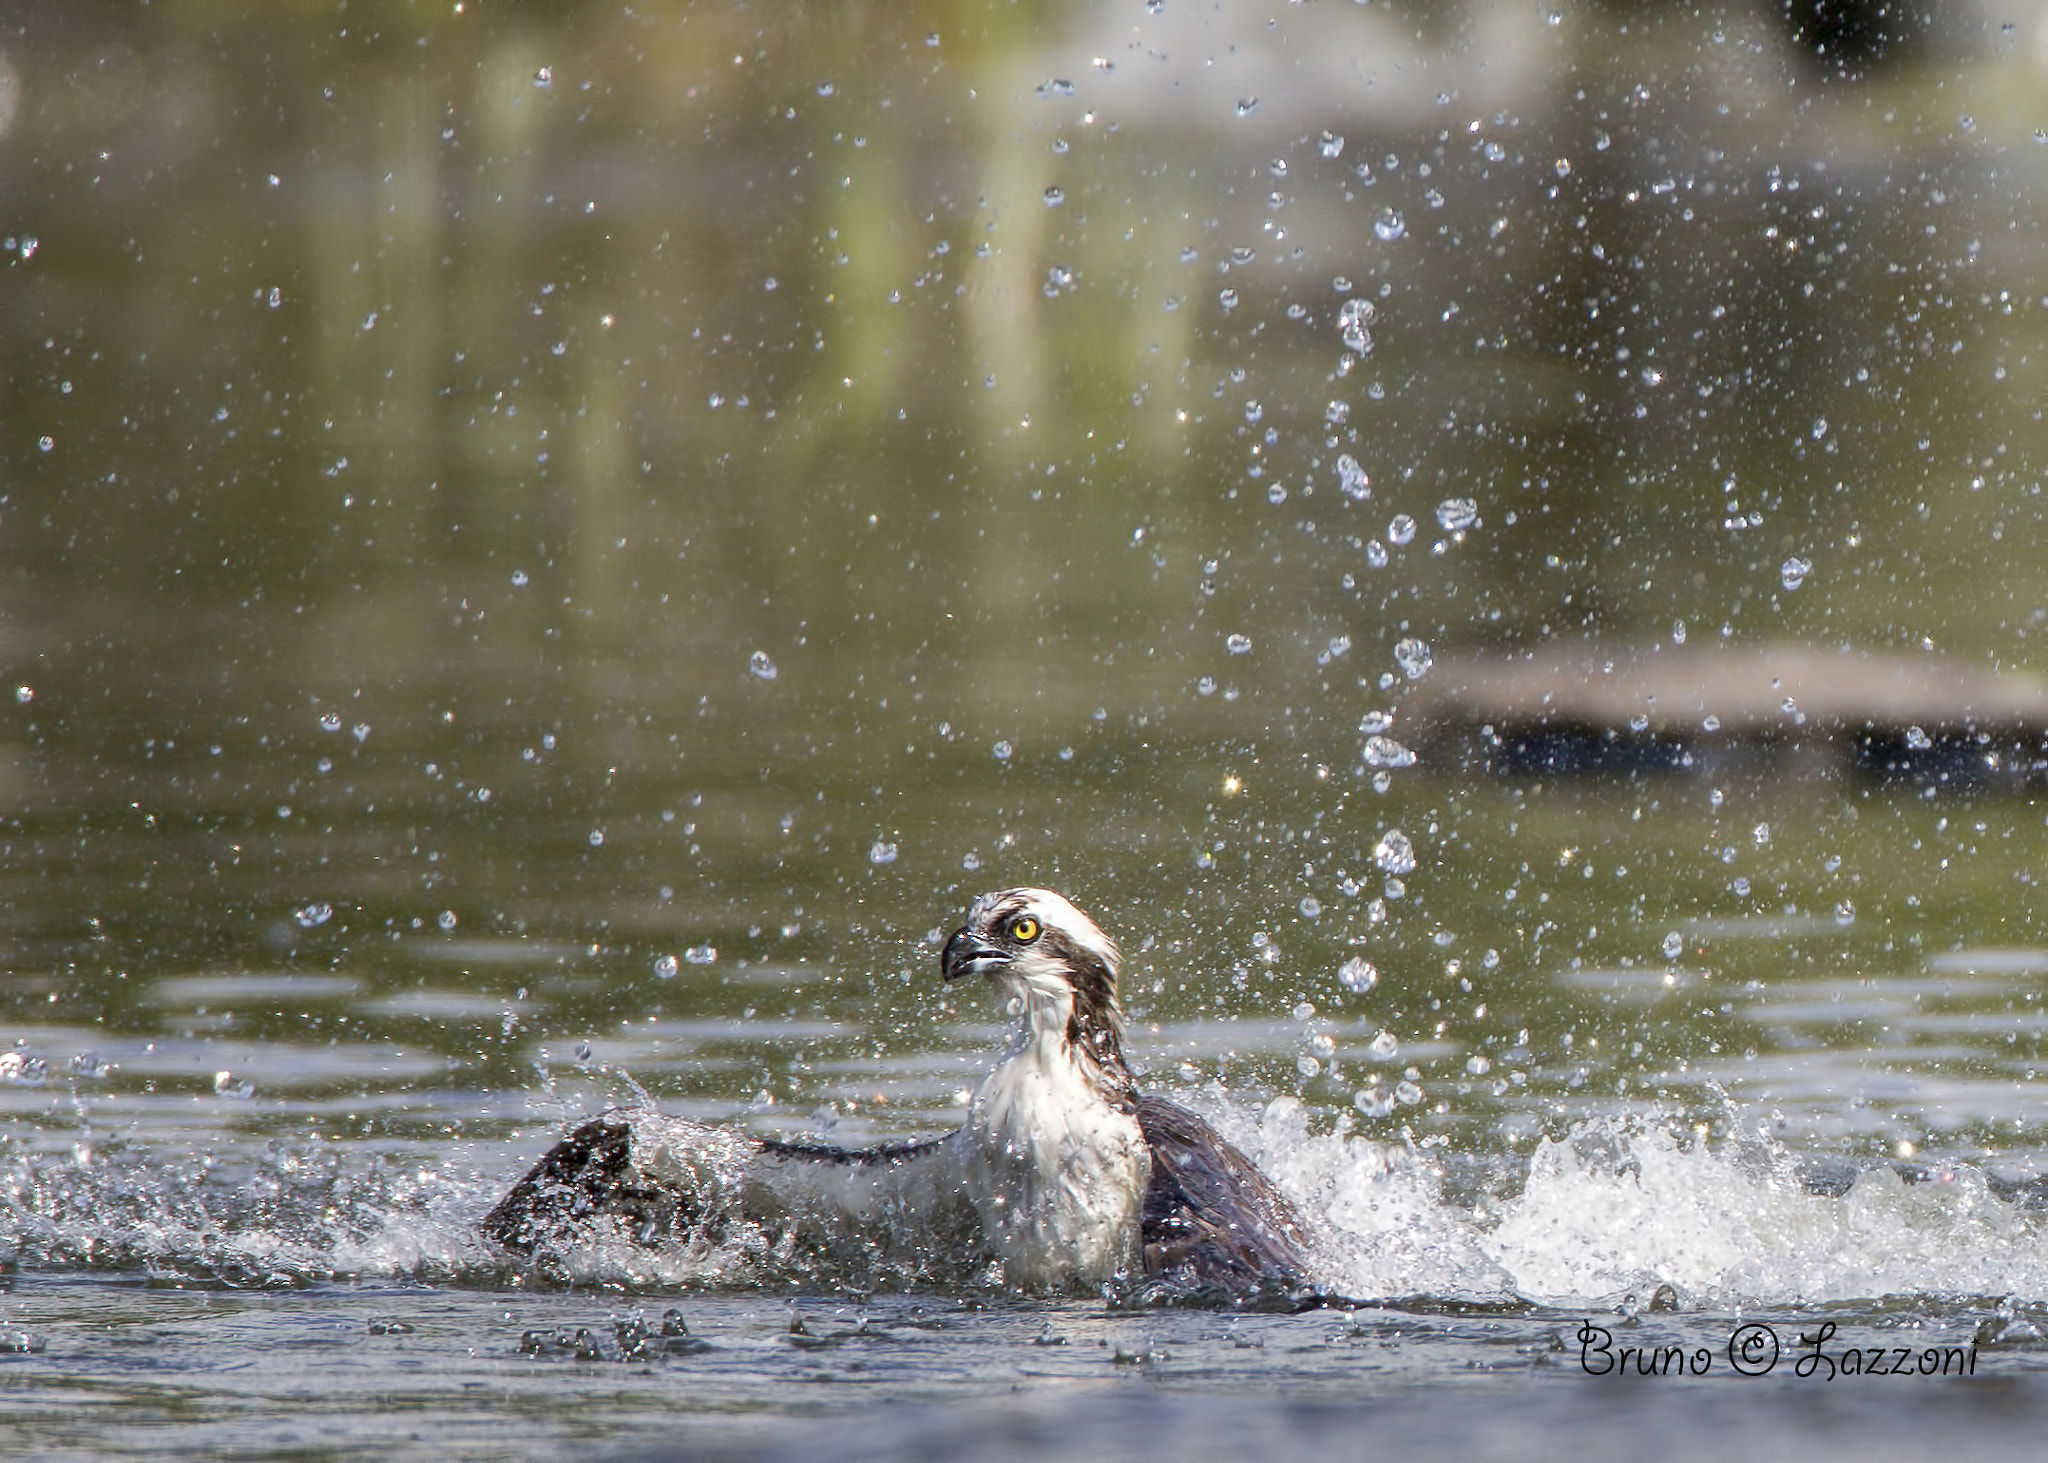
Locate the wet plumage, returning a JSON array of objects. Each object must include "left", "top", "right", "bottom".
[{"left": 483, "top": 888, "right": 1317, "bottom": 1299}]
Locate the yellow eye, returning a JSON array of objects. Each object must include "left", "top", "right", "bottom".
[{"left": 1009, "top": 915, "right": 1041, "bottom": 943}]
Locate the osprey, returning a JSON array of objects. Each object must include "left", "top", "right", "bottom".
[{"left": 483, "top": 888, "right": 1317, "bottom": 1298}]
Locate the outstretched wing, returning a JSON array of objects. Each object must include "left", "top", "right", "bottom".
[
  {"left": 481, "top": 1111, "right": 954, "bottom": 1256},
  {"left": 1134, "top": 1095, "right": 1316, "bottom": 1294},
  {"left": 481, "top": 1115, "right": 680, "bottom": 1252}
]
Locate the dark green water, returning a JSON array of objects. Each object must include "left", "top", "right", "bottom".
[{"left": 6, "top": 3, "right": 2048, "bottom": 1454}]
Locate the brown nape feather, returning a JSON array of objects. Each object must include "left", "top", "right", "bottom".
[{"left": 1053, "top": 934, "right": 1137, "bottom": 1101}]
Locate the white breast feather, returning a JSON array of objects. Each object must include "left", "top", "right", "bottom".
[{"left": 953, "top": 943, "right": 1148, "bottom": 1288}]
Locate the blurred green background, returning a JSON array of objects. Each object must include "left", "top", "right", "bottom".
[{"left": 4, "top": 1, "right": 2048, "bottom": 1158}]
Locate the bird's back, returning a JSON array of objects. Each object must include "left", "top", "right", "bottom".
[{"left": 1134, "top": 1095, "right": 1318, "bottom": 1299}]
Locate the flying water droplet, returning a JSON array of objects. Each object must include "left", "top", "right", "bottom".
[
  {"left": 1359, "top": 711, "right": 1392, "bottom": 734},
  {"left": 1339, "top": 957, "right": 1379, "bottom": 993},
  {"left": 1662, "top": 931, "right": 1683, "bottom": 960},
  {"left": 1373, "top": 208, "right": 1406, "bottom": 241},
  {"left": 1336, "top": 454, "right": 1370, "bottom": 499},
  {"left": 1299, "top": 896, "right": 1321, "bottom": 917},
  {"left": 1436, "top": 497, "right": 1478, "bottom": 531},
  {"left": 1374, "top": 829, "right": 1417, "bottom": 875},
  {"left": 1780, "top": 556, "right": 1811, "bottom": 591},
  {"left": 1368, "top": 1029, "right": 1399, "bottom": 1059},
  {"left": 993, "top": 739, "right": 1014, "bottom": 761},
  {"left": 1387, "top": 514, "right": 1416, "bottom": 546},
  {"left": 1392, "top": 637, "right": 1433, "bottom": 680},
  {"left": 1354, "top": 1086, "right": 1395, "bottom": 1118},
  {"left": 868, "top": 840, "right": 899, "bottom": 865},
  {"left": 654, "top": 954, "right": 679, "bottom": 979},
  {"left": 1905, "top": 725, "right": 1932, "bottom": 750},
  {"left": 1337, "top": 297, "right": 1375, "bottom": 354},
  {"left": 295, "top": 902, "right": 334, "bottom": 929},
  {"left": 1362, "top": 735, "right": 1416, "bottom": 769},
  {"left": 214, "top": 1071, "right": 255, "bottom": 1100},
  {"left": 685, "top": 944, "right": 718, "bottom": 965},
  {"left": 1320, "top": 130, "right": 1344, "bottom": 158},
  {"left": 749, "top": 650, "right": 779, "bottom": 680},
  {"left": 1225, "top": 633, "right": 1253, "bottom": 655},
  {"left": 0, "top": 1053, "right": 47, "bottom": 1086}
]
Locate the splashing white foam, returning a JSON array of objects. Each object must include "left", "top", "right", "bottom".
[
  {"left": 1216, "top": 1104, "right": 2048, "bottom": 1308},
  {"left": 11, "top": 1103, "right": 2048, "bottom": 1306}
]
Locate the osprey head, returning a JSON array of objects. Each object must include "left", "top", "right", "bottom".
[
  {"left": 940, "top": 888, "right": 1131, "bottom": 1091},
  {"left": 941, "top": 887, "right": 1118, "bottom": 986}
]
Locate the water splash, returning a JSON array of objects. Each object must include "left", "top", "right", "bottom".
[
  {"left": 1392, "top": 637, "right": 1433, "bottom": 680},
  {"left": 1373, "top": 829, "right": 1417, "bottom": 875},
  {"left": 1337, "top": 298, "right": 1374, "bottom": 355}
]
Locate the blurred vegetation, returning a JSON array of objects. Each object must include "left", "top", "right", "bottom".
[
  {"left": 2, "top": 0, "right": 2046, "bottom": 975},
  {"left": 1, "top": 2, "right": 2047, "bottom": 1166}
]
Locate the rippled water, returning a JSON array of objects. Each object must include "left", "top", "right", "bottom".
[
  {"left": 12, "top": 0, "right": 2048, "bottom": 1452},
  {"left": 9, "top": 745, "right": 2048, "bottom": 1452}
]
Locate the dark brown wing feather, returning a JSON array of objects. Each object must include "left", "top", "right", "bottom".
[
  {"left": 1135, "top": 1094, "right": 1316, "bottom": 1293},
  {"left": 481, "top": 1116, "right": 671, "bottom": 1253}
]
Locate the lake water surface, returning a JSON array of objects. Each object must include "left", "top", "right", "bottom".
[{"left": 7, "top": 2, "right": 2048, "bottom": 1456}]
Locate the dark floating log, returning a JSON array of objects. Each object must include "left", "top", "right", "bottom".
[{"left": 1408, "top": 645, "right": 2048, "bottom": 786}]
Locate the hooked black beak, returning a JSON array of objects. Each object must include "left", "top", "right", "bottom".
[{"left": 941, "top": 925, "right": 1009, "bottom": 982}]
